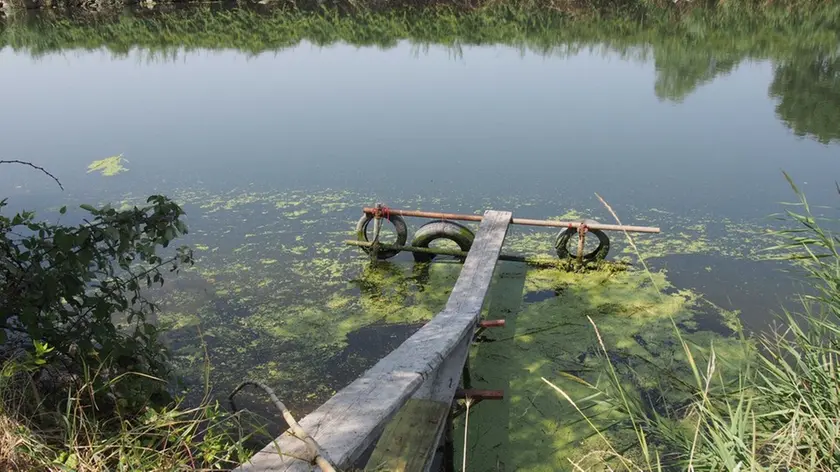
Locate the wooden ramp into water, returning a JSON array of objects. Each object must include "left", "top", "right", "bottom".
[{"left": 237, "top": 210, "right": 512, "bottom": 472}]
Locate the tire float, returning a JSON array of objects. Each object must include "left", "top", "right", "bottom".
[
  {"left": 554, "top": 218, "right": 610, "bottom": 262},
  {"left": 410, "top": 220, "right": 476, "bottom": 262},
  {"left": 355, "top": 213, "right": 408, "bottom": 260},
  {"left": 352, "top": 207, "right": 630, "bottom": 263}
]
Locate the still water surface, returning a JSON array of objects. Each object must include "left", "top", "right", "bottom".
[{"left": 1, "top": 32, "right": 839, "bottom": 418}]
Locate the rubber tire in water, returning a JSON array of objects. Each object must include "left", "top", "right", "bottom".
[
  {"left": 554, "top": 218, "right": 610, "bottom": 262},
  {"left": 410, "top": 220, "right": 476, "bottom": 262},
  {"left": 355, "top": 213, "right": 408, "bottom": 260}
]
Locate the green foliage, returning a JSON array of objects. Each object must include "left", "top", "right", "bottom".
[
  {"left": 0, "top": 194, "right": 193, "bottom": 405},
  {"left": 770, "top": 56, "right": 840, "bottom": 145}
]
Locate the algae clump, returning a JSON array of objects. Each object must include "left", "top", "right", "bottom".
[
  {"left": 87, "top": 154, "right": 129, "bottom": 176},
  {"left": 457, "top": 263, "right": 748, "bottom": 471}
]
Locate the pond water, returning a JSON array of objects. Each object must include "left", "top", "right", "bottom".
[{"left": 1, "top": 9, "right": 839, "bottom": 459}]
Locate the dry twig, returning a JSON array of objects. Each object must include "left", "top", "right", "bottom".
[
  {"left": 229, "top": 380, "right": 336, "bottom": 472},
  {"left": 0, "top": 160, "right": 63, "bottom": 190}
]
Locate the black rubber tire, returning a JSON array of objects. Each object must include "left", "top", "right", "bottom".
[
  {"left": 410, "top": 220, "right": 475, "bottom": 262},
  {"left": 555, "top": 218, "right": 610, "bottom": 262},
  {"left": 355, "top": 213, "right": 408, "bottom": 260}
]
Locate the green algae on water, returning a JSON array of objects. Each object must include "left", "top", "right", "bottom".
[
  {"left": 111, "top": 186, "right": 768, "bottom": 429},
  {"left": 87, "top": 154, "right": 129, "bottom": 176},
  {"left": 457, "top": 263, "right": 750, "bottom": 470}
]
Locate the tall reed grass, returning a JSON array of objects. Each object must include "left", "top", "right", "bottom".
[{"left": 547, "top": 176, "right": 840, "bottom": 471}]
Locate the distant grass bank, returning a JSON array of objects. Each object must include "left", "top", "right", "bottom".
[
  {"left": 1, "top": 4, "right": 838, "bottom": 55},
  {"left": 0, "top": 0, "right": 835, "bottom": 12}
]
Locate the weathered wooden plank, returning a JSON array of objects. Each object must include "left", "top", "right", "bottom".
[
  {"left": 365, "top": 211, "right": 511, "bottom": 472},
  {"left": 411, "top": 335, "right": 473, "bottom": 472},
  {"left": 236, "top": 211, "right": 511, "bottom": 472},
  {"left": 366, "top": 399, "right": 450, "bottom": 472}
]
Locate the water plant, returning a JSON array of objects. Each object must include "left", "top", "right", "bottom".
[{"left": 87, "top": 154, "right": 129, "bottom": 176}]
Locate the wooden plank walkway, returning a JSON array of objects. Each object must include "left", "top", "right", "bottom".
[{"left": 236, "top": 210, "right": 511, "bottom": 472}]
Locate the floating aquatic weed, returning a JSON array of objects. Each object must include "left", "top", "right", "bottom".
[
  {"left": 614, "top": 213, "right": 780, "bottom": 262},
  {"left": 97, "top": 185, "right": 772, "bottom": 440},
  {"left": 459, "top": 264, "right": 749, "bottom": 470},
  {"left": 87, "top": 153, "right": 129, "bottom": 176}
]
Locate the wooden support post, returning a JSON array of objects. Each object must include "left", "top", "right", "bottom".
[
  {"left": 576, "top": 227, "right": 586, "bottom": 265},
  {"left": 462, "top": 362, "right": 472, "bottom": 390},
  {"left": 365, "top": 399, "right": 449, "bottom": 472},
  {"left": 371, "top": 203, "right": 383, "bottom": 261}
]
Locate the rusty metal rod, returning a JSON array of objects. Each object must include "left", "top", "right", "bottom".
[
  {"left": 362, "top": 207, "right": 660, "bottom": 234},
  {"left": 455, "top": 389, "right": 504, "bottom": 400},
  {"left": 479, "top": 320, "right": 505, "bottom": 328}
]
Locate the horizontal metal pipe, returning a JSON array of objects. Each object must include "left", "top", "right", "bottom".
[
  {"left": 362, "top": 207, "right": 660, "bottom": 233},
  {"left": 455, "top": 389, "right": 504, "bottom": 400},
  {"left": 479, "top": 320, "right": 505, "bottom": 328}
]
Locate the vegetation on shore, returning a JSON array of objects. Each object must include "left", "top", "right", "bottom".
[
  {"left": 3, "top": 3, "right": 839, "bottom": 55},
  {"left": 0, "top": 162, "right": 263, "bottom": 470},
  {"left": 0, "top": 0, "right": 837, "bottom": 13},
  {"left": 1, "top": 360, "right": 256, "bottom": 471}
]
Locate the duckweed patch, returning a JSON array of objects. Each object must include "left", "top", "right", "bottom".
[
  {"left": 615, "top": 214, "right": 780, "bottom": 262},
  {"left": 87, "top": 154, "right": 129, "bottom": 176},
  {"left": 101, "top": 186, "right": 771, "bottom": 421},
  {"left": 458, "top": 264, "right": 750, "bottom": 470}
]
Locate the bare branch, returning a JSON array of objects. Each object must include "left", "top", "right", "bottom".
[
  {"left": 0, "top": 160, "right": 64, "bottom": 190},
  {"left": 230, "top": 380, "right": 337, "bottom": 472}
]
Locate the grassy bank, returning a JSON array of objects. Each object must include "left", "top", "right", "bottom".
[
  {"left": 0, "top": 355, "right": 267, "bottom": 471},
  {"left": 2, "top": 4, "right": 839, "bottom": 55},
  {"left": 0, "top": 0, "right": 836, "bottom": 13}
]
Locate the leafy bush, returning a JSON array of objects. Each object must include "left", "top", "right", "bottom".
[
  {"left": 1, "top": 183, "right": 193, "bottom": 410},
  {"left": 0, "top": 161, "right": 266, "bottom": 470}
]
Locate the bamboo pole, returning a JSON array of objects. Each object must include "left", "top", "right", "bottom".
[{"left": 362, "top": 208, "right": 660, "bottom": 234}]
